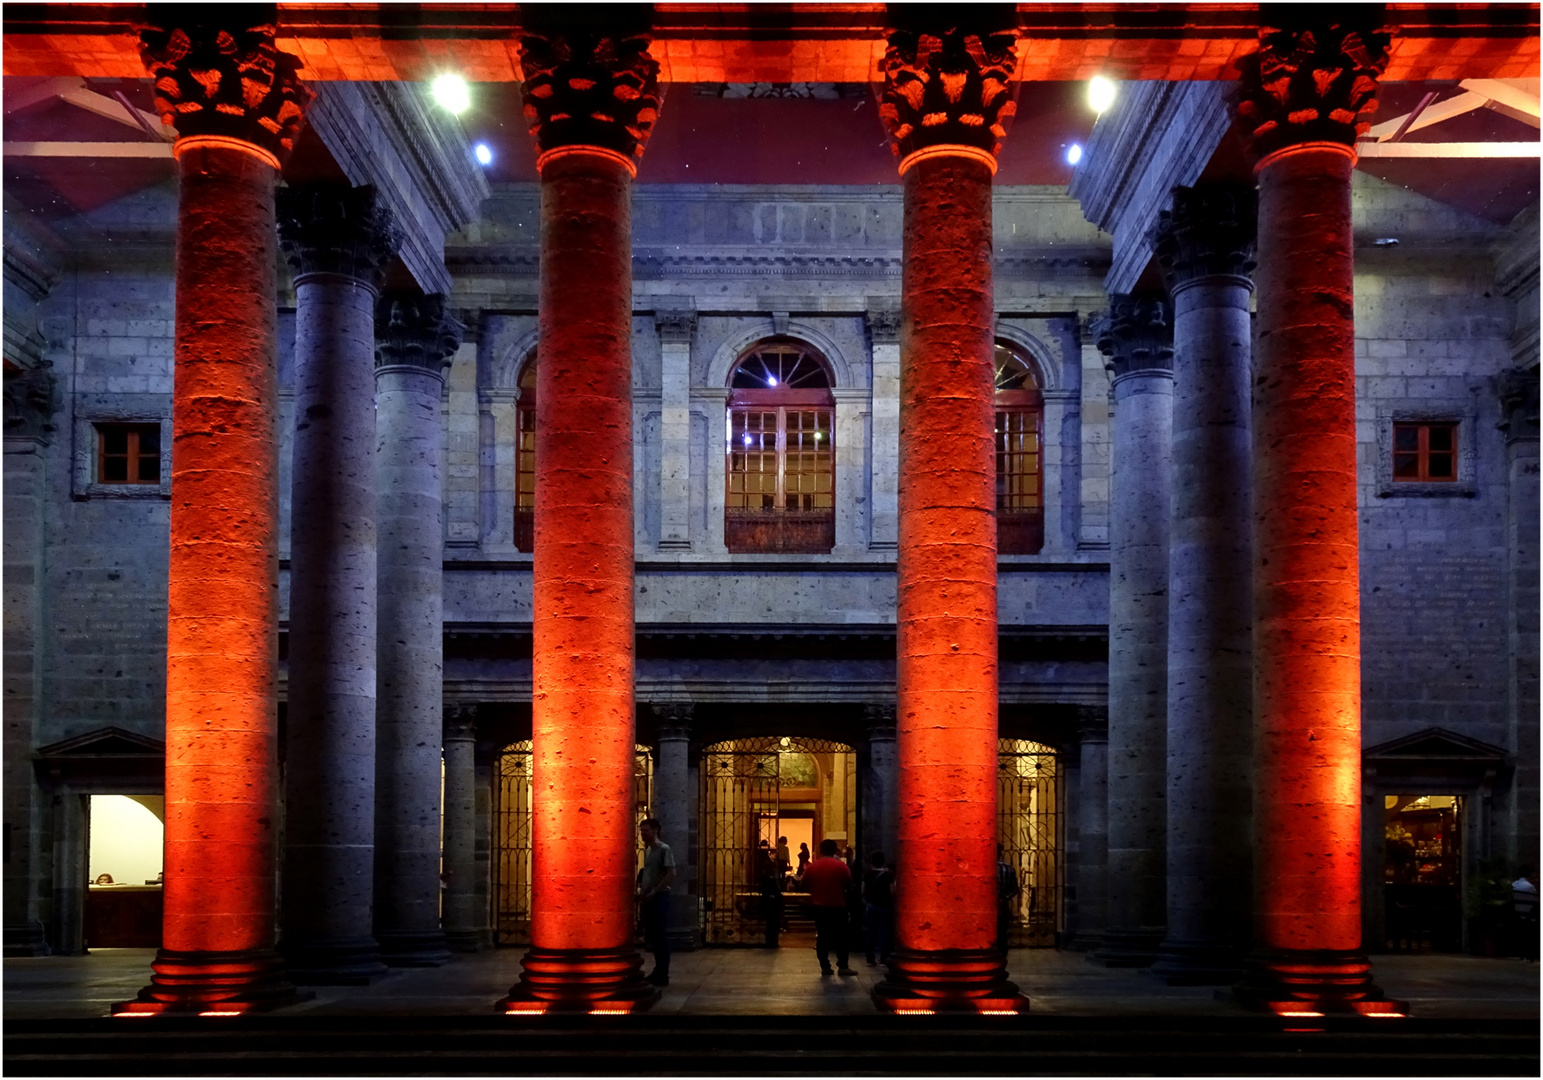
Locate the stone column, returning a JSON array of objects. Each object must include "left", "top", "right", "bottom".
[
  {"left": 1234, "top": 12, "right": 1399, "bottom": 1013},
  {"left": 373, "top": 292, "right": 462, "bottom": 968},
  {"left": 860, "top": 705, "right": 899, "bottom": 868},
  {"left": 651, "top": 705, "right": 698, "bottom": 949},
  {"left": 657, "top": 307, "right": 695, "bottom": 552},
  {"left": 1093, "top": 295, "right": 1173, "bottom": 968},
  {"left": 1499, "top": 367, "right": 1539, "bottom": 870},
  {"left": 500, "top": 16, "right": 661, "bottom": 1013},
  {"left": 866, "top": 308, "right": 901, "bottom": 554},
  {"left": 1072, "top": 705, "right": 1108, "bottom": 951},
  {"left": 443, "top": 704, "right": 486, "bottom": 952},
  {"left": 3, "top": 365, "right": 55, "bottom": 956},
  {"left": 275, "top": 184, "right": 398, "bottom": 984},
  {"left": 117, "top": 10, "right": 310, "bottom": 1014},
  {"left": 1148, "top": 184, "right": 1257, "bottom": 985},
  {"left": 871, "top": 17, "right": 1026, "bottom": 1014}
]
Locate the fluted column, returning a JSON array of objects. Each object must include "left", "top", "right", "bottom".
[
  {"left": 1149, "top": 185, "right": 1257, "bottom": 985},
  {"left": 500, "top": 16, "right": 661, "bottom": 1013},
  {"left": 373, "top": 293, "right": 462, "bottom": 968},
  {"left": 651, "top": 705, "right": 698, "bottom": 949},
  {"left": 1072, "top": 706, "right": 1108, "bottom": 951},
  {"left": 1234, "top": 10, "right": 1400, "bottom": 1014},
  {"left": 116, "top": 9, "right": 310, "bottom": 1014},
  {"left": 860, "top": 705, "right": 898, "bottom": 869},
  {"left": 275, "top": 183, "right": 398, "bottom": 984},
  {"left": 1093, "top": 295, "right": 1173, "bottom": 968},
  {"left": 443, "top": 704, "right": 486, "bottom": 952},
  {"left": 871, "top": 16, "right": 1026, "bottom": 1014}
]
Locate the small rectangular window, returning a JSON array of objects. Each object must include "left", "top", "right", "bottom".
[
  {"left": 95, "top": 422, "right": 161, "bottom": 485},
  {"left": 1392, "top": 421, "right": 1457, "bottom": 483}
]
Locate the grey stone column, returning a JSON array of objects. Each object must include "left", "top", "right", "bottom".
[
  {"left": 1148, "top": 185, "right": 1257, "bottom": 984},
  {"left": 3, "top": 365, "right": 56, "bottom": 956},
  {"left": 1093, "top": 295, "right": 1172, "bottom": 967},
  {"left": 277, "top": 184, "right": 398, "bottom": 984},
  {"left": 443, "top": 703, "right": 485, "bottom": 952},
  {"left": 1500, "top": 366, "right": 1540, "bottom": 867},
  {"left": 51, "top": 789, "right": 86, "bottom": 955},
  {"left": 656, "top": 307, "right": 695, "bottom": 552},
  {"left": 861, "top": 705, "right": 899, "bottom": 866},
  {"left": 373, "top": 293, "right": 463, "bottom": 967},
  {"left": 1072, "top": 705, "right": 1108, "bottom": 951},
  {"left": 651, "top": 704, "right": 699, "bottom": 949}
]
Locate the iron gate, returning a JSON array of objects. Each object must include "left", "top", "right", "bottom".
[
  {"left": 494, "top": 740, "right": 653, "bottom": 947},
  {"left": 997, "top": 738, "right": 1062, "bottom": 947}
]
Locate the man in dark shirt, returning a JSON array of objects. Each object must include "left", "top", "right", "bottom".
[{"left": 802, "top": 838, "right": 856, "bottom": 976}]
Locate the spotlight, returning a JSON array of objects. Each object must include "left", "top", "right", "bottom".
[
  {"left": 1066, "top": 144, "right": 1083, "bottom": 166},
  {"left": 474, "top": 143, "right": 493, "bottom": 166},
  {"left": 1088, "top": 75, "right": 1117, "bottom": 115},
  {"left": 432, "top": 74, "right": 471, "bottom": 115}
]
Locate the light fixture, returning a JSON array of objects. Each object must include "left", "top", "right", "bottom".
[
  {"left": 432, "top": 74, "right": 471, "bottom": 115},
  {"left": 743, "top": 433, "right": 752, "bottom": 446},
  {"left": 474, "top": 143, "right": 493, "bottom": 166},
  {"left": 767, "top": 375, "right": 778, "bottom": 386},
  {"left": 1088, "top": 75, "right": 1117, "bottom": 115},
  {"left": 1066, "top": 143, "right": 1083, "bottom": 166}
]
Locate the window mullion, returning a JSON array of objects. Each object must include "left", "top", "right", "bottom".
[{"left": 776, "top": 407, "right": 787, "bottom": 510}]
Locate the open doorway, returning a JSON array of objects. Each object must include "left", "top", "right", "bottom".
[
  {"left": 84, "top": 795, "right": 164, "bottom": 948},
  {"left": 1383, "top": 794, "right": 1463, "bottom": 952}
]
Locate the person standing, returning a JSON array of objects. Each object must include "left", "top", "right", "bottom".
[
  {"left": 862, "top": 850, "right": 895, "bottom": 966},
  {"left": 637, "top": 818, "right": 676, "bottom": 986},
  {"left": 796, "top": 842, "right": 812, "bottom": 879},
  {"left": 803, "top": 838, "right": 855, "bottom": 976}
]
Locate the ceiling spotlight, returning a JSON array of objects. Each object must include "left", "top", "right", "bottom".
[
  {"left": 432, "top": 74, "right": 470, "bottom": 115},
  {"left": 474, "top": 143, "right": 493, "bottom": 166},
  {"left": 1066, "top": 143, "right": 1084, "bottom": 166},
  {"left": 1088, "top": 75, "right": 1117, "bottom": 115}
]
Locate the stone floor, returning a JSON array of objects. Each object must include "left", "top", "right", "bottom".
[{"left": 5, "top": 946, "right": 1537, "bottom": 1020}]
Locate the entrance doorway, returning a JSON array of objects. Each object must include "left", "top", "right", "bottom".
[
  {"left": 492, "top": 740, "right": 654, "bottom": 946},
  {"left": 699, "top": 736, "right": 857, "bottom": 945},
  {"left": 84, "top": 795, "right": 164, "bottom": 948},
  {"left": 1383, "top": 794, "right": 1463, "bottom": 952}
]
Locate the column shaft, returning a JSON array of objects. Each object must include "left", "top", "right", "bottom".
[
  {"left": 1073, "top": 708, "right": 1108, "bottom": 950},
  {"left": 860, "top": 708, "right": 898, "bottom": 870},
  {"left": 280, "top": 268, "right": 386, "bottom": 983},
  {"left": 651, "top": 714, "right": 698, "bottom": 949},
  {"left": 443, "top": 705, "right": 486, "bottom": 951}
]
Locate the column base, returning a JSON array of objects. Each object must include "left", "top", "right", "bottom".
[
  {"left": 1151, "top": 936, "right": 1246, "bottom": 985},
  {"left": 279, "top": 936, "right": 391, "bottom": 985},
  {"left": 1234, "top": 949, "right": 1409, "bottom": 1017},
  {"left": 1066, "top": 931, "right": 1103, "bottom": 952},
  {"left": 4, "top": 920, "right": 50, "bottom": 957},
  {"left": 498, "top": 945, "right": 660, "bottom": 1014},
  {"left": 445, "top": 929, "right": 492, "bottom": 953},
  {"left": 872, "top": 948, "right": 1028, "bottom": 1014},
  {"left": 111, "top": 948, "right": 306, "bottom": 1015},
  {"left": 378, "top": 929, "right": 452, "bottom": 968},
  {"left": 1091, "top": 927, "right": 1163, "bottom": 967}
]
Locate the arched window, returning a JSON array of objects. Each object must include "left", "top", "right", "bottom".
[
  {"left": 995, "top": 342, "right": 1044, "bottom": 555},
  {"left": 513, "top": 353, "right": 537, "bottom": 552},
  {"left": 725, "top": 339, "right": 835, "bottom": 553}
]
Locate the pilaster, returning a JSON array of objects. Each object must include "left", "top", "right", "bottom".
[{"left": 657, "top": 306, "right": 696, "bottom": 552}]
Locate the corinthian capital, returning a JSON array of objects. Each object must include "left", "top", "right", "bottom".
[
  {"left": 277, "top": 184, "right": 401, "bottom": 288},
  {"left": 1094, "top": 295, "right": 1174, "bottom": 379},
  {"left": 1235, "top": 9, "right": 1392, "bottom": 161},
  {"left": 1150, "top": 184, "right": 1258, "bottom": 291},
  {"left": 517, "top": 16, "right": 661, "bottom": 167},
  {"left": 139, "top": 5, "right": 311, "bottom": 164},
  {"left": 375, "top": 293, "right": 464, "bottom": 375},
  {"left": 878, "top": 16, "right": 1019, "bottom": 166}
]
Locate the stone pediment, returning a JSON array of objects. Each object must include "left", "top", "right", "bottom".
[
  {"left": 1363, "top": 727, "right": 1508, "bottom": 764},
  {"left": 36, "top": 726, "right": 164, "bottom": 759}
]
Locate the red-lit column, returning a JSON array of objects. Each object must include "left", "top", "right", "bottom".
[
  {"left": 872, "top": 19, "right": 1027, "bottom": 1014},
  {"left": 499, "top": 18, "right": 661, "bottom": 1014},
  {"left": 1235, "top": 13, "right": 1402, "bottom": 1015},
  {"left": 116, "top": 11, "right": 310, "bottom": 1015}
]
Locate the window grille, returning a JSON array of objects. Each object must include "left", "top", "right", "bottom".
[{"left": 997, "top": 738, "right": 1062, "bottom": 947}]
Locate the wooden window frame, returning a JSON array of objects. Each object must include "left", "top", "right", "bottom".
[
  {"left": 1392, "top": 421, "right": 1458, "bottom": 483},
  {"left": 994, "top": 342, "right": 1044, "bottom": 555},
  {"left": 95, "top": 422, "right": 161, "bottom": 485},
  {"left": 725, "top": 386, "right": 835, "bottom": 554},
  {"left": 513, "top": 356, "right": 538, "bottom": 552}
]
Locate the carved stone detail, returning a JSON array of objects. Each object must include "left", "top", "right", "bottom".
[
  {"left": 866, "top": 307, "right": 902, "bottom": 345},
  {"left": 651, "top": 703, "right": 693, "bottom": 742},
  {"left": 655, "top": 309, "right": 697, "bottom": 344},
  {"left": 1235, "top": 13, "right": 1392, "bottom": 160},
  {"left": 1499, "top": 366, "right": 1541, "bottom": 444},
  {"left": 375, "top": 293, "right": 464, "bottom": 374},
  {"left": 139, "top": 8, "right": 312, "bottom": 162},
  {"left": 1150, "top": 184, "right": 1258, "bottom": 290},
  {"left": 517, "top": 23, "right": 661, "bottom": 163},
  {"left": 3, "top": 364, "right": 58, "bottom": 442},
  {"left": 864, "top": 703, "right": 898, "bottom": 740},
  {"left": 444, "top": 704, "right": 479, "bottom": 742},
  {"left": 1076, "top": 704, "right": 1108, "bottom": 745},
  {"left": 877, "top": 20, "right": 1019, "bottom": 162},
  {"left": 277, "top": 184, "right": 401, "bottom": 287},
  {"left": 1094, "top": 295, "right": 1174, "bottom": 379}
]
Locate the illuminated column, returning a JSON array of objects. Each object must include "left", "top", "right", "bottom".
[
  {"left": 499, "top": 17, "right": 661, "bottom": 1013},
  {"left": 1072, "top": 706, "right": 1108, "bottom": 951},
  {"left": 872, "top": 18, "right": 1026, "bottom": 1014},
  {"left": 1235, "top": 12, "right": 1400, "bottom": 1013},
  {"left": 275, "top": 184, "right": 398, "bottom": 984},
  {"left": 116, "top": 10, "right": 310, "bottom": 1014},
  {"left": 443, "top": 704, "right": 486, "bottom": 952},
  {"left": 1148, "top": 185, "right": 1257, "bottom": 985},
  {"left": 651, "top": 705, "right": 698, "bottom": 949},
  {"left": 860, "top": 705, "right": 898, "bottom": 868},
  {"left": 373, "top": 293, "right": 462, "bottom": 968},
  {"left": 1093, "top": 295, "right": 1173, "bottom": 968}
]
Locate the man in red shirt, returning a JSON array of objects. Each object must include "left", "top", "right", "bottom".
[{"left": 801, "top": 838, "right": 856, "bottom": 976}]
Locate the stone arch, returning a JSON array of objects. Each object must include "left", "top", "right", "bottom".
[
  {"left": 705, "top": 318, "right": 858, "bottom": 390},
  {"left": 484, "top": 326, "right": 540, "bottom": 390},
  {"left": 993, "top": 325, "right": 1062, "bottom": 393}
]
